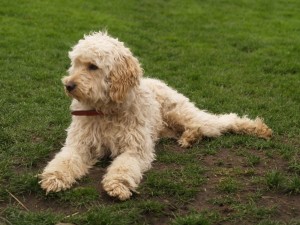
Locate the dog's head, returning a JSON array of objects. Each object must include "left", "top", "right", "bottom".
[{"left": 62, "top": 32, "right": 143, "bottom": 105}]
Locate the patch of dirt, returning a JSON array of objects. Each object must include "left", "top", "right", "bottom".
[
  {"left": 259, "top": 194, "right": 300, "bottom": 222},
  {"left": 188, "top": 148, "right": 300, "bottom": 224},
  {"left": 20, "top": 194, "right": 77, "bottom": 215},
  {"left": 9, "top": 165, "right": 109, "bottom": 215}
]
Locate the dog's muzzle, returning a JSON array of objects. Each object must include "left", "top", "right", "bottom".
[{"left": 65, "top": 82, "right": 77, "bottom": 92}]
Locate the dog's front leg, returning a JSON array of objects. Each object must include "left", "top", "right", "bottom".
[
  {"left": 102, "top": 149, "right": 154, "bottom": 201},
  {"left": 39, "top": 145, "right": 96, "bottom": 193}
]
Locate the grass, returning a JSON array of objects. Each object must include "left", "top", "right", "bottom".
[
  {"left": 1, "top": 0, "right": 300, "bottom": 224},
  {"left": 265, "top": 170, "right": 285, "bottom": 190},
  {"left": 171, "top": 211, "right": 219, "bottom": 225},
  {"left": 247, "top": 154, "right": 261, "bottom": 166},
  {"left": 217, "top": 178, "right": 240, "bottom": 194}
]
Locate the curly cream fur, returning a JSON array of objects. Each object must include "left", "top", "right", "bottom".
[{"left": 39, "top": 31, "right": 272, "bottom": 200}]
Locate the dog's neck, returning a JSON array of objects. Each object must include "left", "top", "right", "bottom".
[{"left": 70, "top": 88, "right": 137, "bottom": 116}]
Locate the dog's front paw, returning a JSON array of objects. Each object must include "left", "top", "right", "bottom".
[
  {"left": 102, "top": 179, "right": 132, "bottom": 201},
  {"left": 38, "top": 171, "right": 73, "bottom": 194}
]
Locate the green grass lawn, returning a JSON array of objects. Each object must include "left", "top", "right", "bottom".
[{"left": 1, "top": 0, "right": 299, "bottom": 224}]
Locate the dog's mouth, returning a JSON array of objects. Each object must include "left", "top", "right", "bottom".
[
  {"left": 64, "top": 87, "right": 74, "bottom": 97},
  {"left": 63, "top": 84, "right": 92, "bottom": 104},
  {"left": 63, "top": 84, "right": 80, "bottom": 100}
]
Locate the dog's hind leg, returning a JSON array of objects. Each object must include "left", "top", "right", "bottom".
[
  {"left": 162, "top": 96, "right": 272, "bottom": 148},
  {"left": 165, "top": 104, "right": 272, "bottom": 148},
  {"left": 198, "top": 112, "right": 272, "bottom": 139},
  {"left": 163, "top": 101, "right": 205, "bottom": 148}
]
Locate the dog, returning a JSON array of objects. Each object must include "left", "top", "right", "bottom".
[{"left": 39, "top": 31, "right": 272, "bottom": 200}]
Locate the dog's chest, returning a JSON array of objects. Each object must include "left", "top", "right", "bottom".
[{"left": 81, "top": 116, "right": 138, "bottom": 155}]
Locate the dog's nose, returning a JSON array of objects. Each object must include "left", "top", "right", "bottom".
[{"left": 65, "top": 82, "right": 77, "bottom": 92}]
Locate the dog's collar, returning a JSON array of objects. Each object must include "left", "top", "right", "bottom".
[{"left": 71, "top": 110, "right": 104, "bottom": 116}]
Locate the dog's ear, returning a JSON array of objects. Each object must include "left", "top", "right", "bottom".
[{"left": 109, "top": 55, "right": 142, "bottom": 103}]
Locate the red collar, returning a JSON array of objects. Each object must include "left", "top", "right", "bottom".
[{"left": 71, "top": 110, "right": 104, "bottom": 116}]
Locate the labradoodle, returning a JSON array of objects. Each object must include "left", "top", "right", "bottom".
[{"left": 39, "top": 32, "right": 272, "bottom": 200}]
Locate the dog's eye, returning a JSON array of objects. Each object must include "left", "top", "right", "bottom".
[{"left": 88, "top": 64, "right": 98, "bottom": 70}]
